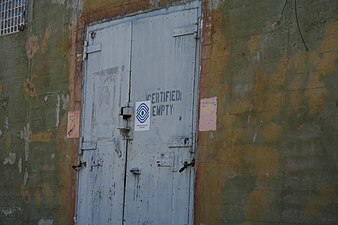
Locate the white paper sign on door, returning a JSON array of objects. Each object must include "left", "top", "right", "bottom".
[{"left": 134, "top": 101, "right": 151, "bottom": 131}]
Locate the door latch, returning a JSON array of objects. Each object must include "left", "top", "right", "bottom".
[
  {"left": 72, "top": 161, "right": 86, "bottom": 171},
  {"left": 120, "top": 106, "right": 132, "bottom": 120},
  {"left": 179, "top": 158, "right": 195, "bottom": 173},
  {"left": 130, "top": 168, "right": 141, "bottom": 175}
]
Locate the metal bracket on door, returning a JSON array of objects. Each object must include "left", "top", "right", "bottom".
[
  {"left": 118, "top": 105, "right": 133, "bottom": 140},
  {"left": 79, "top": 137, "right": 97, "bottom": 155},
  {"left": 120, "top": 106, "right": 133, "bottom": 119},
  {"left": 173, "top": 24, "right": 198, "bottom": 38},
  {"left": 168, "top": 136, "right": 192, "bottom": 148}
]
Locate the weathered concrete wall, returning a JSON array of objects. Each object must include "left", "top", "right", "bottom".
[
  {"left": 1, "top": 0, "right": 338, "bottom": 224},
  {"left": 196, "top": 0, "right": 338, "bottom": 224},
  {"left": 1, "top": 0, "right": 196, "bottom": 224},
  {"left": 0, "top": 0, "right": 75, "bottom": 224}
]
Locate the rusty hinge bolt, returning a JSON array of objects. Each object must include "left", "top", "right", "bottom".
[{"left": 72, "top": 161, "right": 86, "bottom": 171}]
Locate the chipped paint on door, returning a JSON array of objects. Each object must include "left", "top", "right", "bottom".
[
  {"left": 76, "top": 21, "right": 131, "bottom": 225},
  {"left": 124, "top": 8, "right": 199, "bottom": 225}
]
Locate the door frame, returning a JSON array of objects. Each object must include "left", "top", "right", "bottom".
[{"left": 75, "top": 2, "right": 202, "bottom": 224}]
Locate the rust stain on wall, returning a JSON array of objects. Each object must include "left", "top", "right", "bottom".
[
  {"left": 23, "top": 79, "right": 37, "bottom": 98},
  {"left": 305, "top": 22, "right": 338, "bottom": 117},
  {"left": 252, "top": 67, "right": 267, "bottom": 112},
  {"left": 29, "top": 131, "right": 52, "bottom": 143},
  {"left": 41, "top": 25, "right": 52, "bottom": 53},
  {"left": 42, "top": 182, "right": 54, "bottom": 202},
  {"left": 20, "top": 184, "right": 30, "bottom": 203},
  {"left": 25, "top": 35, "right": 40, "bottom": 59},
  {"left": 247, "top": 34, "right": 261, "bottom": 54},
  {"left": 317, "top": 22, "right": 338, "bottom": 53},
  {"left": 269, "top": 51, "right": 288, "bottom": 88},
  {"left": 35, "top": 188, "right": 42, "bottom": 208},
  {"left": 4, "top": 133, "right": 12, "bottom": 154}
]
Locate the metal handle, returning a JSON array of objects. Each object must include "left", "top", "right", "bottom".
[
  {"left": 72, "top": 161, "right": 86, "bottom": 171},
  {"left": 130, "top": 168, "right": 141, "bottom": 175},
  {"left": 179, "top": 158, "right": 195, "bottom": 173}
]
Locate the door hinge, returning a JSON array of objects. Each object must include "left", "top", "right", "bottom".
[
  {"left": 83, "top": 41, "right": 102, "bottom": 60},
  {"left": 197, "top": 17, "right": 202, "bottom": 39},
  {"left": 82, "top": 40, "right": 88, "bottom": 61},
  {"left": 193, "top": 130, "right": 198, "bottom": 152},
  {"left": 168, "top": 136, "right": 193, "bottom": 148},
  {"left": 80, "top": 137, "right": 97, "bottom": 150},
  {"left": 173, "top": 24, "right": 198, "bottom": 38}
]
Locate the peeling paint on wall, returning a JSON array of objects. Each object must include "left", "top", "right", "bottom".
[
  {"left": 208, "top": 0, "right": 224, "bottom": 10},
  {"left": 149, "top": 0, "right": 160, "bottom": 7},
  {"left": 25, "top": 35, "right": 40, "bottom": 59},
  {"left": 61, "top": 94, "right": 69, "bottom": 110},
  {"left": 56, "top": 94, "right": 60, "bottom": 127},
  {"left": 22, "top": 123, "right": 30, "bottom": 161},
  {"left": 1, "top": 207, "right": 22, "bottom": 216},
  {"left": 30, "top": 131, "right": 52, "bottom": 142},
  {"left": 5, "top": 116, "right": 9, "bottom": 129},
  {"left": 24, "top": 79, "right": 37, "bottom": 98},
  {"left": 3, "top": 152, "right": 16, "bottom": 165},
  {"left": 23, "top": 168, "right": 29, "bottom": 185},
  {"left": 67, "top": 111, "right": 80, "bottom": 138},
  {"left": 18, "top": 158, "right": 22, "bottom": 173}
]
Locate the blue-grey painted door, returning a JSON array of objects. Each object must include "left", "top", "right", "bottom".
[
  {"left": 76, "top": 22, "right": 131, "bottom": 225},
  {"left": 124, "top": 9, "right": 198, "bottom": 225},
  {"left": 76, "top": 5, "right": 199, "bottom": 225}
]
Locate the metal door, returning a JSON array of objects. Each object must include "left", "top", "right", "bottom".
[
  {"left": 124, "top": 9, "right": 198, "bottom": 225},
  {"left": 76, "top": 5, "right": 199, "bottom": 225},
  {"left": 76, "top": 22, "right": 132, "bottom": 225}
]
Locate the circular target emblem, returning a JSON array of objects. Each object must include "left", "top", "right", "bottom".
[{"left": 136, "top": 103, "right": 150, "bottom": 124}]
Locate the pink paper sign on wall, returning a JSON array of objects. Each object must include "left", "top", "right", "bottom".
[
  {"left": 199, "top": 97, "right": 217, "bottom": 131},
  {"left": 67, "top": 111, "right": 80, "bottom": 138}
]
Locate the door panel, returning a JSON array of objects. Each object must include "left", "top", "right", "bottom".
[
  {"left": 76, "top": 22, "right": 132, "bottom": 225},
  {"left": 124, "top": 9, "right": 198, "bottom": 225}
]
